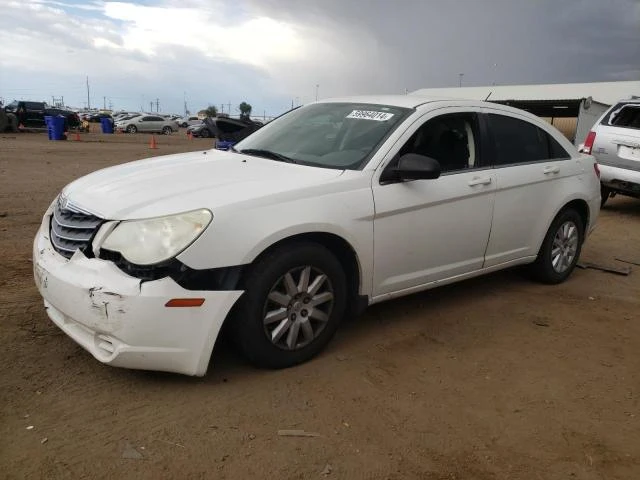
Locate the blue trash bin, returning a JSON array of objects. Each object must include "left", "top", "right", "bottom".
[
  {"left": 44, "top": 116, "right": 53, "bottom": 140},
  {"left": 100, "top": 117, "right": 114, "bottom": 134},
  {"left": 48, "top": 116, "right": 66, "bottom": 141},
  {"left": 215, "top": 140, "right": 235, "bottom": 151}
]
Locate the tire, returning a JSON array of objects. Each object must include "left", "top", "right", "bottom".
[
  {"left": 162, "top": 126, "right": 172, "bottom": 135},
  {"left": 530, "top": 208, "right": 584, "bottom": 284},
  {"left": 200, "top": 129, "right": 209, "bottom": 138},
  {"left": 181, "top": 122, "right": 188, "bottom": 128},
  {"left": 600, "top": 185, "right": 611, "bottom": 208},
  {"left": 126, "top": 125, "right": 137, "bottom": 134},
  {"left": 231, "top": 242, "right": 347, "bottom": 369}
]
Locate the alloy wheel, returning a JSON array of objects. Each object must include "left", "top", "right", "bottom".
[
  {"left": 263, "top": 266, "right": 334, "bottom": 350},
  {"left": 551, "top": 220, "right": 579, "bottom": 273}
]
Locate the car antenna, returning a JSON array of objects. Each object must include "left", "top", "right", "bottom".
[{"left": 484, "top": 91, "right": 492, "bottom": 101}]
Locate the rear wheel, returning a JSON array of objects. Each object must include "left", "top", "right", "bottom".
[
  {"left": 231, "top": 243, "right": 347, "bottom": 369},
  {"left": 530, "top": 208, "right": 584, "bottom": 284},
  {"left": 126, "top": 125, "right": 137, "bottom": 134},
  {"left": 200, "top": 129, "right": 210, "bottom": 138},
  {"left": 162, "top": 126, "right": 172, "bottom": 135}
]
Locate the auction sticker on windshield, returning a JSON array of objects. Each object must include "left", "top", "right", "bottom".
[{"left": 346, "top": 110, "right": 394, "bottom": 121}]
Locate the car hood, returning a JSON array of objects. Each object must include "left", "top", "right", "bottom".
[{"left": 62, "top": 149, "right": 345, "bottom": 219}]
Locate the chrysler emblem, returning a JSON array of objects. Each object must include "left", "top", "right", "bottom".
[{"left": 59, "top": 195, "right": 68, "bottom": 210}]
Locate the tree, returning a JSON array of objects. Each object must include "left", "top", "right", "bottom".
[
  {"left": 239, "top": 101, "right": 252, "bottom": 120},
  {"left": 204, "top": 105, "right": 218, "bottom": 118}
]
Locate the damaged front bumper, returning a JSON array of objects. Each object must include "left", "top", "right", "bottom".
[{"left": 33, "top": 226, "right": 243, "bottom": 376}]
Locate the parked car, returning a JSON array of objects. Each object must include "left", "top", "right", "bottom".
[
  {"left": 187, "top": 116, "right": 262, "bottom": 139},
  {"left": 115, "top": 115, "right": 178, "bottom": 134},
  {"left": 0, "top": 108, "right": 18, "bottom": 132},
  {"left": 179, "top": 116, "right": 201, "bottom": 128},
  {"left": 33, "top": 96, "right": 600, "bottom": 376},
  {"left": 88, "top": 112, "right": 113, "bottom": 123},
  {"left": 5, "top": 100, "right": 80, "bottom": 130},
  {"left": 581, "top": 99, "right": 640, "bottom": 206}
]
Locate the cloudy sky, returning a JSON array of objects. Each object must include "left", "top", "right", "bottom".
[{"left": 1, "top": 0, "right": 638, "bottom": 117}]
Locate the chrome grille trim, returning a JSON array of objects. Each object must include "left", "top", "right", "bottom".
[{"left": 49, "top": 197, "right": 103, "bottom": 259}]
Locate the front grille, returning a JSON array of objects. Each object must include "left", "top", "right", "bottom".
[{"left": 49, "top": 197, "right": 103, "bottom": 259}]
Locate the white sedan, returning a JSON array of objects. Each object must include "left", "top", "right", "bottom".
[{"left": 33, "top": 95, "right": 601, "bottom": 376}]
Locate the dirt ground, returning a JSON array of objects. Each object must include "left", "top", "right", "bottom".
[{"left": 0, "top": 132, "right": 638, "bottom": 479}]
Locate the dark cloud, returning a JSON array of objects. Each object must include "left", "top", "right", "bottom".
[
  {"left": 248, "top": 0, "right": 640, "bottom": 89},
  {"left": 1, "top": 0, "right": 638, "bottom": 114}
]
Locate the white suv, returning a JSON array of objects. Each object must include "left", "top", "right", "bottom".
[
  {"left": 581, "top": 99, "right": 640, "bottom": 206},
  {"left": 33, "top": 96, "right": 601, "bottom": 376}
]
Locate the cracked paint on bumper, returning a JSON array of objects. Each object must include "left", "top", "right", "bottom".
[{"left": 33, "top": 225, "right": 243, "bottom": 376}]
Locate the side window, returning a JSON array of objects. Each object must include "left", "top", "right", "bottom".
[
  {"left": 141, "top": 116, "right": 153, "bottom": 121},
  {"left": 548, "top": 134, "right": 571, "bottom": 159},
  {"left": 151, "top": 116, "right": 164, "bottom": 121},
  {"left": 396, "top": 112, "right": 480, "bottom": 173},
  {"left": 489, "top": 114, "right": 550, "bottom": 165}
]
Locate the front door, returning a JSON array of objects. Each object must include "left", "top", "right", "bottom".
[{"left": 372, "top": 109, "right": 496, "bottom": 297}]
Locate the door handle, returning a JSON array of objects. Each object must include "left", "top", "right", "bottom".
[
  {"left": 468, "top": 176, "right": 492, "bottom": 186},
  {"left": 543, "top": 166, "right": 560, "bottom": 175}
]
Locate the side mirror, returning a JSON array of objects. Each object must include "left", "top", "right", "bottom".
[{"left": 393, "top": 153, "right": 441, "bottom": 180}]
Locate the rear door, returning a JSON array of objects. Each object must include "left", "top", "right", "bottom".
[{"left": 482, "top": 109, "right": 579, "bottom": 266}]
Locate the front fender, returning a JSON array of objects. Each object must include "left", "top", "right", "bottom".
[{"left": 177, "top": 182, "right": 375, "bottom": 296}]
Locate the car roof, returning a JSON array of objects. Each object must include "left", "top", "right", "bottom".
[
  {"left": 317, "top": 94, "right": 516, "bottom": 110},
  {"left": 615, "top": 98, "right": 640, "bottom": 105}
]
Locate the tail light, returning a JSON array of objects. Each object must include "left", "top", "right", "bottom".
[
  {"left": 593, "top": 162, "right": 600, "bottom": 179},
  {"left": 582, "top": 131, "right": 596, "bottom": 154}
]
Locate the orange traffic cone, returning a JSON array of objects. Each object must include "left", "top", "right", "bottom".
[
  {"left": 187, "top": 131, "right": 193, "bottom": 140},
  {"left": 18, "top": 123, "right": 25, "bottom": 131},
  {"left": 74, "top": 131, "right": 81, "bottom": 141},
  {"left": 149, "top": 135, "right": 158, "bottom": 149}
]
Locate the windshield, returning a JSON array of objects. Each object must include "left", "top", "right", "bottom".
[{"left": 234, "top": 102, "right": 411, "bottom": 169}]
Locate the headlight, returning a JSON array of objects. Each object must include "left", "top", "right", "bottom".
[{"left": 101, "top": 209, "right": 212, "bottom": 265}]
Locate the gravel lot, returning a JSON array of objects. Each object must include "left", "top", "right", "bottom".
[{"left": 1, "top": 132, "right": 638, "bottom": 479}]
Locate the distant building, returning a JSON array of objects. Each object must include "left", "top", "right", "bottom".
[{"left": 411, "top": 81, "right": 640, "bottom": 145}]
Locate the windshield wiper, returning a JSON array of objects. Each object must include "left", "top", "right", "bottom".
[{"left": 239, "top": 148, "right": 297, "bottom": 164}]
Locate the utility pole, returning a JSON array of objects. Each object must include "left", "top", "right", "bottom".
[
  {"left": 150, "top": 101, "right": 153, "bottom": 112},
  {"left": 227, "top": 102, "right": 231, "bottom": 115},
  {"left": 103, "top": 96, "right": 106, "bottom": 110},
  {"left": 156, "top": 98, "right": 160, "bottom": 112},
  {"left": 458, "top": 73, "right": 464, "bottom": 87},
  {"left": 86, "top": 76, "right": 91, "bottom": 110},
  {"left": 315, "top": 84, "right": 319, "bottom": 102}
]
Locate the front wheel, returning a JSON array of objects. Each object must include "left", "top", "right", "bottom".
[
  {"left": 231, "top": 243, "right": 347, "bottom": 369},
  {"left": 126, "top": 125, "right": 137, "bottom": 134},
  {"left": 530, "top": 209, "right": 584, "bottom": 284},
  {"left": 199, "top": 129, "right": 209, "bottom": 138},
  {"left": 162, "top": 126, "right": 172, "bottom": 135}
]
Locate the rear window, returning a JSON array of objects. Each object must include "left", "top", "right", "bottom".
[
  {"left": 608, "top": 104, "right": 640, "bottom": 130},
  {"left": 601, "top": 102, "right": 640, "bottom": 130}
]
